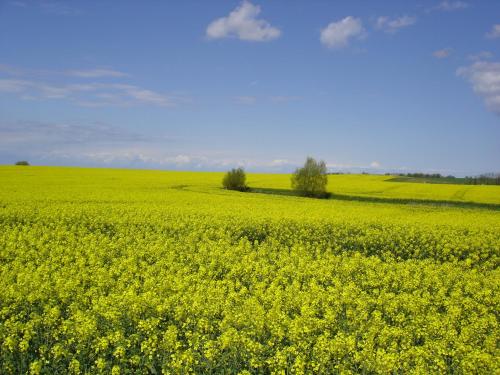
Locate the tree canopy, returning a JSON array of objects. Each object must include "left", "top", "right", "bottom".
[
  {"left": 291, "top": 157, "right": 328, "bottom": 198},
  {"left": 222, "top": 167, "right": 248, "bottom": 191}
]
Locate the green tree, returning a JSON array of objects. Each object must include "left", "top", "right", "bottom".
[
  {"left": 15, "top": 161, "right": 30, "bottom": 166},
  {"left": 222, "top": 167, "right": 248, "bottom": 191},
  {"left": 291, "top": 157, "right": 328, "bottom": 198}
]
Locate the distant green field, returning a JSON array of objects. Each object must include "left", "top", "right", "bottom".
[
  {"left": 388, "top": 176, "right": 467, "bottom": 184},
  {"left": 247, "top": 173, "right": 500, "bottom": 206},
  {"left": 325, "top": 174, "right": 500, "bottom": 205},
  {"left": 0, "top": 166, "right": 499, "bottom": 373}
]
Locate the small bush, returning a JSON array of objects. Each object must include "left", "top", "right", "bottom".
[
  {"left": 291, "top": 157, "right": 329, "bottom": 198},
  {"left": 222, "top": 167, "right": 248, "bottom": 191},
  {"left": 15, "top": 161, "right": 30, "bottom": 166}
]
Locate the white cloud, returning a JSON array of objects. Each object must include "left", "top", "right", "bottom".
[
  {"left": 48, "top": 150, "right": 194, "bottom": 168},
  {"left": 375, "top": 16, "right": 416, "bottom": 33},
  {"left": 116, "top": 84, "right": 175, "bottom": 106},
  {"left": 0, "top": 79, "right": 75, "bottom": 98},
  {"left": 0, "top": 120, "right": 378, "bottom": 173},
  {"left": 39, "top": 1, "right": 81, "bottom": 15},
  {"left": 0, "top": 64, "right": 26, "bottom": 76},
  {"left": 320, "top": 16, "right": 365, "bottom": 49},
  {"left": 75, "top": 151, "right": 295, "bottom": 170},
  {"left": 468, "top": 51, "right": 493, "bottom": 61},
  {"left": 66, "top": 68, "right": 129, "bottom": 78},
  {"left": 0, "top": 78, "right": 180, "bottom": 107},
  {"left": 326, "top": 162, "right": 354, "bottom": 169},
  {"left": 10, "top": 0, "right": 81, "bottom": 15},
  {"left": 206, "top": 1, "right": 281, "bottom": 42},
  {"left": 433, "top": 48, "right": 453, "bottom": 59},
  {"left": 268, "top": 95, "right": 300, "bottom": 103},
  {"left": 10, "top": 1, "right": 27, "bottom": 7},
  {"left": 235, "top": 96, "right": 257, "bottom": 105},
  {"left": 486, "top": 24, "right": 500, "bottom": 39},
  {"left": 326, "top": 161, "right": 384, "bottom": 172},
  {"left": 0, "top": 122, "right": 392, "bottom": 173},
  {"left": 0, "top": 120, "right": 150, "bottom": 146},
  {"left": 234, "top": 95, "right": 301, "bottom": 104},
  {"left": 0, "top": 63, "right": 187, "bottom": 108},
  {"left": 0, "top": 64, "right": 128, "bottom": 79},
  {"left": 268, "top": 159, "right": 289, "bottom": 167},
  {"left": 0, "top": 79, "right": 31, "bottom": 93},
  {"left": 434, "top": 1, "right": 469, "bottom": 11},
  {"left": 0, "top": 119, "right": 192, "bottom": 168},
  {"left": 457, "top": 61, "right": 500, "bottom": 115}
]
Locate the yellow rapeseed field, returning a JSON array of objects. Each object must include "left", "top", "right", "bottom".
[{"left": 0, "top": 166, "right": 499, "bottom": 374}]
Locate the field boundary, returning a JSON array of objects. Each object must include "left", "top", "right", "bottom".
[{"left": 250, "top": 187, "right": 500, "bottom": 210}]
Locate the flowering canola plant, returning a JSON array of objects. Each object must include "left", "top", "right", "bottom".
[{"left": 0, "top": 166, "right": 499, "bottom": 374}]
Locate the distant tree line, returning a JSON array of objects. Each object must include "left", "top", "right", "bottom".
[
  {"left": 463, "top": 173, "right": 500, "bottom": 185},
  {"left": 396, "top": 173, "right": 454, "bottom": 179},
  {"left": 389, "top": 172, "right": 500, "bottom": 185}
]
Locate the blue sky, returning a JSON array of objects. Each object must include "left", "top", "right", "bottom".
[{"left": 0, "top": 0, "right": 499, "bottom": 175}]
